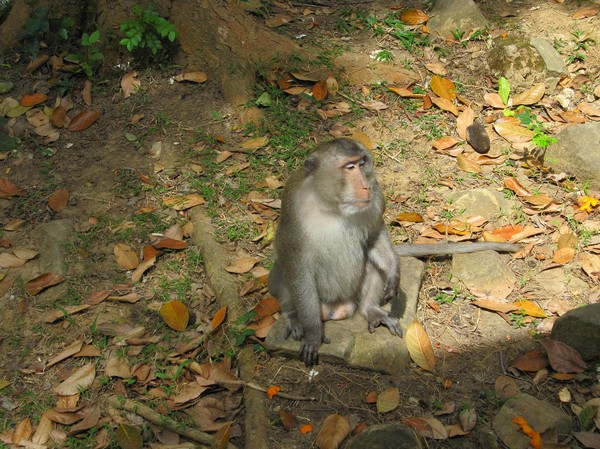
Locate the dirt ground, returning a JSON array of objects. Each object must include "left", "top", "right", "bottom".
[{"left": 0, "top": 0, "right": 599, "bottom": 448}]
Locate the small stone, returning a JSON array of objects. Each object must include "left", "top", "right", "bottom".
[
  {"left": 551, "top": 303, "right": 600, "bottom": 361},
  {"left": 466, "top": 122, "right": 490, "bottom": 154},
  {"left": 345, "top": 424, "right": 422, "bottom": 449}
]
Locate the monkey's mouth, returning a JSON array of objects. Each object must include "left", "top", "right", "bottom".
[{"left": 352, "top": 200, "right": 370, "bottom": 207}]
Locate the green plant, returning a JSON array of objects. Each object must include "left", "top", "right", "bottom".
[
  {"left": 434, "top": 288, "right": 458, "bottom": 304},
  {"left": 374, "top": 49, "right": 394, "bottom": 63},
  {"left": 17, "top": 7, "right": 73, "bottom": 58},
  {"left": 508, "top": 309, "right": 527, "bottom": 328},
  {"left": 65, "top": 30, "right": 104, "bottom": 79},
  {"left": 120, "top": 5, "right": 179, "bottom": 61}
]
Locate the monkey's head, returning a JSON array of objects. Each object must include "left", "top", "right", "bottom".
[{"left": 304, "top": 139, "right": 378, "bottom": 216}]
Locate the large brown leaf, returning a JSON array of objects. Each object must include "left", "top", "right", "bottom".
[
  {"left": 316, "top": 414, "right": 351, "bottom": 449},
  {"left": 68, "top": 110, "right": 99, "bottom": 132},
  {"left": 25, "top": 273, "right": 65, "bottom": 295},
  {"left": 405, "top": 320, "right": 435, "bottom": 371}
]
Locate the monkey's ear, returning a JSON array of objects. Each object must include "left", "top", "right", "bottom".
[{"left": 304, "top": 154, "right": 318, "bottom": 173}]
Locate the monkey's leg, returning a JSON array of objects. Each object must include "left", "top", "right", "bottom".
[
  {"left": 368, "top": 229, "right": 400, "bottom": 301},
  {"left": 268, "top": 264, "right": 304, "bottom": 340},
  {"left": 295, "top": 286, "right": 329, "bottom": 366},
  {"left": 359, "top": 264, "right": 403, "bottom": 337}
]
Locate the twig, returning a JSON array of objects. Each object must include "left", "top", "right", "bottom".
[{"left": 106, "top": 395, "right": 238, "bottom": 449}]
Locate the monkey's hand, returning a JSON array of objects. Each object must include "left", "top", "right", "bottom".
[
  {"left": 284, "top": 320, "right": 304, "bottom": 341},
  {"left": 299, "top": 332, "right": 329, "bottom": 366},
  {"left": 366, "top": 310, "right": 403, "bottom": 337}
]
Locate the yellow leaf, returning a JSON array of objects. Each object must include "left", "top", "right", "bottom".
[
  {"left": 578, "top": 196, "right": 599, "bottom": 212},
  {"left": 430, "top": 75, "right": 456, "bottom": 100},
  {"left": 512, "top": 83, "right": 545, "bottom": 106},
  {"left": 456, "top": 154, "right": 482, "bottom": 173},
  {"left": 163, "top": 193, "right": 206, "bottom": 210},
  {"left": 240, "top": 136, "right": 269, "bottom": 150},
  {"left": 512, "top": 300, "right": 547, "bottom": 318},
  {"left": 160, "top": 300, "right": 189, "bottom": 331},
  {"left": 493, "top": 121, "right": 535, "bottom": 143},
  {"left": 376, "top": 387, "right": 400, "bottom": 413},
  {"left": 405, "top": 320, "right": 436, "bottom": 371}
]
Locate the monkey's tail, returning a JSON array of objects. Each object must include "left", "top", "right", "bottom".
[{"left": 395, "top": 242, "right": 521, "bottom": 257}]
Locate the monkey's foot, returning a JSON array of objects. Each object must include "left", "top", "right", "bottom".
[
  {"left": 367, "top": 311, "right": 403, "bottom": 337},
  {"left": 299, "top": 341, "right": 320, "bottom": 366}
]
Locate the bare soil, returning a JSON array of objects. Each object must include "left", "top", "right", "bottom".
[{"left": 0, "top": 1, "right": 599, "bottom": 448}]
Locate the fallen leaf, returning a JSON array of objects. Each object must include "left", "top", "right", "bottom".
[
  {"left": 13, "top": 417, "right": 33, "bottom": 445},
  {"left": 470, "top": 300, "right": 517, "bottom": 313},
  {"left": 316, "top": 414, "right": 351, "bottom": 449},
  {"left": 493, "top": 120, "right": 535, "bottom": 143},
  {"left": 299, "top": 424, "right": 314, "bottom": 434},
  {"left": 539, "top": 338, "right": 587, "bottom": 373},
  {"left": 54, "top": 364, "right": 96, "bottom": 396},
  {"left": 279, "top": 409, "right": 298, "bottom": 430},
  {"left": 254, "top": 296, "right": 280, "bottom": 317},
  {"left": 393, "top": 212, "right": 424, "bottom": 223},
  {"left": 313, "top": 80, "right": 328, "bottom": 101},
  {"left": 25, "top": 273, "right": 65, "bottom": 295},
  {"left": 401, "top": 9, "right": 428, "bottom": 24},
  {"left": 376, "top": 387, "right": 400, "bottom": 413},
  {"left": 115, "top": 424, "right": 143, "bottom": 449},
  {"left": 504, "top": 177, "right": 531, "bottom": 196},
  {"left": 510, "top": 350, "right": 549, "bottom": 372},
  {"left": 267, "top": 385, "right": 281, "bottom": 399},
  {"left": 82, "top": 80, "right": 92, "bottom": 106},
  {"left": 456, "top": 153, "right": 482, "bottom": 173},
  {"left": 265, "top": 14, "right": 293, "bottom": 28},
  {"left": 152, "top": 237, "right": 188, "bottom": 250},
  {"left": 512, "top": 83, "right": 545, "bottom": 106},
  {"left": 174, "top": 71, "right": 208, "bottom": 83},
  {"left": 430, "top": 96, "right": 458, "bottom": 115},
  {"left": 214, "top": 422, "right": 232, "bottom": 449},
  {"left": 456, "top": 107, "right": 475, "bottom": 140},
  {"left": 513, "top": 416, "right": 542, "bottom": 449},
  {"left": 105, "top": 352, "right": 131, "bottom": 378},
  {"left": 163, "top": 193, "right": 205, "bottom": 210},
  {"left": 160, "top": 300, "right": 189, "bottom": 331},
  {"left": 114, "top": 243, "right": 139, "bottom": 270},
  {"left": 0, "top": 252, "right": 27, "bottom": 268},
  {"left": 579, "top": 253, "right": 600, "bottom": 279},
  {"left": 121, "top": 71, "right": 141, "bottom": 98},
  {"left": 68, "top": 110, "right": 100, "bottom": 132},
  {"left": 512, "top": 300, "right": 547, "bottom": 318},
  {"left": 21, "top": 92, "right": 47, "bottom": 107},
  {"left": 0, "top": 178, "right": 25, "bottom": 197},
  {"left": 48, "top": 188, "right": 69, "bottom": 212},
  {"left": 484, "top": 93, "right": 505, "bottom": 108},
  {"left": 240, "top": 136, "right": 269, "bottom": 151},
  {"left": 45, "top": 304, "right": 91, "bottom": 323},
  {"left": 405, "top": 320, "right": 435, "bottom": 371},
  {"left": 212, "top": 306, "right": 227, "bottom": 330},
  {"left": 459, "top": 408, "right": 477, "bottom": 432},
  {"left": 31, "top": 414, "right": 53, "bottom": 445},
  {"left": 432, "top": 136, "right": 460, "bottom": 151},
  {"left": 430, "top": 75, "right": 456, "bottom": 100},
  {"left": 387, "top": 86, "right": 424, "bottom": 98},
  {"left": 225, "top": 257, "right": 261, "bottom": 274},
  {"left": 131, "top": 256, "right": 155, "bottom": 283}
]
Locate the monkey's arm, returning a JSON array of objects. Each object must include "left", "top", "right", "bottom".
[{"left": 395, "top": 242, "right": 520, "bottom": 257}]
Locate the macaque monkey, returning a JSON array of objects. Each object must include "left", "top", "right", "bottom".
[{"left": 268, "top": 138, "right": 519, "bottom": 366}]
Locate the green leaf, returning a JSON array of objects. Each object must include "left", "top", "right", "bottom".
[
  {"left": 88, "top": 30, "right": 101, "bottom": 44},
  {"left": 498, "top": 77, "right": 510, "bottom": 106}
]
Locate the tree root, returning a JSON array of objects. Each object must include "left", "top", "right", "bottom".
[{"left": 190, "top": 207, "right": 270, "bottom": 449}]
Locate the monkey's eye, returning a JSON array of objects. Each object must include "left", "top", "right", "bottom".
[{"left": 343, "top": 162, "right": 358, "bottom": 170}]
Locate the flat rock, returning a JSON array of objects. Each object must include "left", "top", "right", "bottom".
[
  {"left": 446, "top": 188, "right": 516, "bottom": 220},
  {"left": 264, "top": 257, "right": 424, "bottom": 374},
  {"left": 33, "top": 219, "right": 75, "bottom": 276},
  {"left": 545, "top": 122, "right": 600, "bottom": 189},
  {"left": 533, "top": 267, "right": 590, "bottom": 301},
  {"left": 551, "top": 303, "right": 600, "bottom": 361},
  {"left": 493, "top": 393, "right": 572, "bottom": 449},
  {"left": 345, "top": 423, "right": 422, "bottom": 449},
  {"left": 452, "top": 250, "right": 516, "bottom": 299},
  {"left": 335, "top": 52, "right": 422, "bottom": 86},
  {"left": 427, "top": 0, "right": 488, "bottom": 40}
]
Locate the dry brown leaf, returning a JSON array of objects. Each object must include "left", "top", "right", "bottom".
[
  {"left": 212, "top": 306, "right": 227, "bottom": 330},
  {"left": 456, "top": 154, "right": 482, "bottom": 173},
  {"left": 387, "top": 85, "right": 424, "bottom": 98},
  {"left": 430, "top": 96, "right": 459, "bottom": 115},
  {"left": 69, "top": 406, "right": 101, "bottom": 435},
  {"left": 401, "top": 9, "right": 428, "bottom": 24},
  {"left": 509, "top": 350, "right": 549, "bottom": 373},
  {"left": 326, "top": 77, "right": 339, "bottom": 96},
  {"left": 553, "top": 248, "right": 576, "bottom": 265},
  {"left": 579, "top": 253, "right": 600, "bottom": 279},
  {"left": 0, "top": 252, "right": 27, "bottom": 268},
  {"left": 247, "top": 315, "right": 276, "bottom": 338},
  {"left": 254, "top": 296, "right": 281, "bottom": 317},
  {"left": 174, "top": 71, "right": 208, "bottom": 83},
  {"left": 163, "top": 193, "right": 206, "bottom": 210},
  {"left": 82, "top": 80, "right": 92, "bottom": 106},
  {"left": 495, "top": 375, "right": 520, "bottom": 399},
  {"left": 493, "top": 121, "right": 535, "bottom": 143},
  {"left": 32, "top": 414, "right": 53, "bottom": 445},
  {"left": 121, "top": 71, "right": 141, "bottom": 98},
  {"left": 25, "top": 272, "right": 65, "bottom": 295},
  {"left": 425, "top": 62, "right": 447, "bottom": 76},
  {"left": 432, "top": 136, "right": 460, "bottom": 151},
  {"left": 430, "top": 75, "right": 456, "bottom": 100},
  {"left": 114, "top": 243, "right": 139, "bottom": 270},
  {"left": 376, "top": 387, "right": 400, "bottom": 413},
  {"left": 54, "top": 364, "right": 96, "bottom": 396},
  {"left": 45, "top": 304, "right": 91, "bottom": 323},
  {"left": 456, "top": 107, "right": 475, "bottom": 140},
  {"left": 279, "top": 409, "right": 298, "bottom": 430},
  {"left": 51, "top": 106, "right": 67, "bottom": 128},
  {"left": 512, "top": 83, "right": 545, "bottom": 106},
  {"left": 405, "top": 320, "right": 435, "bottom": 371},
  {"left": 459, "top": 408, "right": 477, "bottom": 432},
  {"left": 523, "top": 193, "right": 554, "bottom": 209},
  {"left": 316, "top": 414, "right": 351, "bottom": 449},
  {"left": 68, "top": 110, "right": 100, "bottom": 132},
  {"left": 240, "top": 136, "right": 269, "bottom": 151},
  {"left": 13, "top": 417, "right": 33, "bottom": 445},
  {"left": 393, "top": 212, "right": 424, "bottom": 223},
  {"left": 313, "top": 79, "right": 328, "bottom": 101},
  {"left": 504, "top": 177, "right": 531, "bottom": 196},
  {"left": 539, "top": 338, "right": 587, "bottom": 373},
  {"left": 483, "top": 92, "right": 506, "bottom": 109},
  {"left": 0, "top": 178, "right": 25, "bottom": 197},
  {"left": 105, "top": 352, "right": 131, "bottom": 378},
  {"left": 21, "top": 93, "right": 48, "bottom": 107},
  {"left": 160, "top": 300, "right": 189, "bottom": 331},
  {"left": 26, "top": 108, "right": 49, "bottom": 127},
  {"left": 131, "top": 256, "right": 156, "bottom": 283},
  {"left": 152, "top": 237, "right": 188, "bottom": 250},
  {"left": 46, "top": 341, "right": 85, "bottom": 368},
  {"left": 578, "top": 102, "right": 600, "bottom": 117},
  {"left": 471, "top": 300, "right": 517, "bottom": 313},
  {"left": 225, "top": 257, "right": 261, "bottom": 274},
  {"left": 85, "top": 289, "right": 111, "bottom": 304},
  {"left": 48, "top": 188, "right": 69, "bottom": 212}
]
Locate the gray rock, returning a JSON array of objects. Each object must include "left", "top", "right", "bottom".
[
  {"left": 446, "top": 188, "right": 517, "bottom": 220},
  {"left": 533, "top": 267, "right": 590, "bottom": 300},
  {"left": 493, "top": 393, "right": 572, "bottom": 449},
  {"left": 452, "top": 251, "right": 516, "bottom": 299},
  {"left": 264, "top": 257, "right": 424, "bottom": 374},
  {"left": 345, "top": 423, "right": 422, "bottom": 449},
  {"left": 488, "top": 37, "right": 566, "bottom": 92},
  {"left": 551, "top": 303, "right": 600, "bottom": 361},
  {"left": 545, "top": 122, "right": 600, "bottom": 189},
  {"left": 428, "top": 0, "right": 488, "bottom": 40},
  {"left": 32, "top": 219, "right": 75, "bottom": 275}
]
